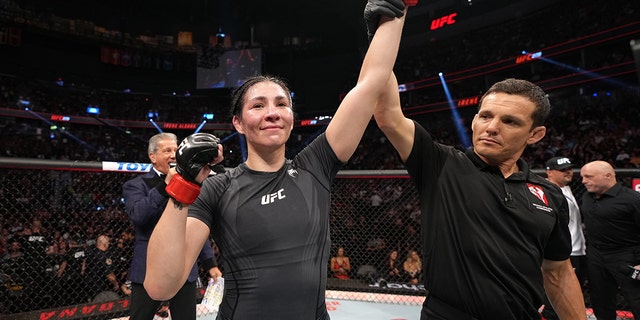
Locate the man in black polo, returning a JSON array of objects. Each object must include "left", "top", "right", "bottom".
[
  {"left": 375, "top": 77, "right": 586, "bottom": 319},
  {"left": 84, "top": 235, "right": 120, "bottom": 302},
  {"left": 580, "top": 160, "right": 640, "bottom": 320}
]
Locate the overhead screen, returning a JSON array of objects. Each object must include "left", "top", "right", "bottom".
[{"left": 196, "top": 48, "right": 262, "bottom": 89}]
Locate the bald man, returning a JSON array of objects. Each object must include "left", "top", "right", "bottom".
[
  {"left": 580, "top": 160, "right": 640, "bottom": 320},
  {"left": 84, "top": 235, "right": 120, "bottom": 302}
]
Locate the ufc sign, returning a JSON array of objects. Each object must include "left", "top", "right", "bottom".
[
  {"left": 515, "top": 51, "right": 542, "bottom": 64},
  {"left": 430, "top": 13, "right": 457, "bottom": 31}
]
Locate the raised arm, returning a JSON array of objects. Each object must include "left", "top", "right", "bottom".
[
  {"left": 325, "top": 0, "right": 406, "bottom": 162},
  {"left": 374, "top": 72, "right": 415, "bottom": 162}
]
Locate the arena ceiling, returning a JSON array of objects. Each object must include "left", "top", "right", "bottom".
[
  {"left": 17, "top": 0, "right": 559, "bottom": 50},
  {"left": 14, "top": 0, "right": 598, "bottom": 114}
]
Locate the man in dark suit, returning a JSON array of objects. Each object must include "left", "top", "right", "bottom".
[{"left": 122, "top": 132, "right": 221, "bottom": 320}]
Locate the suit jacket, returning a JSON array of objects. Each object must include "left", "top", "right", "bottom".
[{"left": 122, "top": 170, "right": 216, "bottom": 284}]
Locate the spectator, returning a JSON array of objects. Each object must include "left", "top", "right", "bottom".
[
  {"left": 111, "top": 233, "right": 133, "bottom": 288},
  {"left": 51, "top": 239, "right": 71, "bottom": 278},
  {"left": 379, "top": 249, "right": 402, "bottom": 283},
  {"left": 330, "top": 246, "right": 351, "bottom": 280},
  {"left": 615, "top": 149, "right": 630, "bottom": 165},
  {"left": 84, "top": 234, "right": 120, "bottom": 302},
  {"left": 18, "top": 217, "right": 52, "bottom": 303},
  {"left": 2, "top": 240, "right": 23, "bottom": 261},
  {"left": 366, "top": 237, "right": 388, "bottom": 269},
  {"left": 41, "top": 238, "right": 71, "bottom": 307},
  {"left": 580, "top": 160, "right": 640, "bottom": 319},
  {"left": 19, "top": 218, "right": 49, "bottom": 257},
  {"left": 62, "top": 240, "right": 87, "bottom": 305},
  {"left": 402, "top": 250, "right": 422, "bottom": 285},
  {"left": 370, "top": 191, "right": 383, "bottom": 210}
]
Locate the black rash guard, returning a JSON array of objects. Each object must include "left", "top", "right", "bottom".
[{"left": 190, "top": 133, "right": 341, "bottom": 320}]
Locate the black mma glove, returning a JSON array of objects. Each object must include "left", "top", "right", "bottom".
[
  {"left": 166, "top": 133, "right": 220, "bottom": 205},
  {"left": 364, "top": 0, "right": 406, "bottom": 43}
]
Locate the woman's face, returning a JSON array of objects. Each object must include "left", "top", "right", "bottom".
[
  {"left": 390, "top": 251, "right": 398, "bottom": 259},
  {"left": 233, "top": 81, "right": 294, "bottom": 151}
]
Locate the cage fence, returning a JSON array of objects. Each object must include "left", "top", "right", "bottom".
[{"left": 0, "top": 158, "right": 638, "bottom": 319}]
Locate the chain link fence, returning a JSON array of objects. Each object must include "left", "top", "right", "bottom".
[{"left": 0, "top": 158, "right": 638, "bottom": 319}]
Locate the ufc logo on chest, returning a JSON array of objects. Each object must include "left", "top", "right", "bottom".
[{"left": 260, "top": 188, "right": 286, "bottom": 205}]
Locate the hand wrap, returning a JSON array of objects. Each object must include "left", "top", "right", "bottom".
[{"left": 165, "top": 133, "right": 220, "bottom": 205}]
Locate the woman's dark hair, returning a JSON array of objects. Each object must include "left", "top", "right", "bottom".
[{"left": 229, "top": 75, "right": 293, "bottom": 119}]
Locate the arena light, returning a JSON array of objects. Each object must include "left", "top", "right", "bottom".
[
  {"left": 194, "top": 113, "right": 214, "bottom": 133},
  {"left": 18, "top": 98, "right": 31, "bottom": 110},
  {"left": 147, "top": 111, "right": 163, "bottom": 133},
  {"left": 87, "top": 106, "right": 100, "bottom": 115},
  {"left": 24, "top": 108, "right": 98, "bottom": 151},
  {"left": 535, "top": 54, "right": 635, "bottom": 89},
  {"left": 438, "top": 72, "right": 471, "bottom": 149}
]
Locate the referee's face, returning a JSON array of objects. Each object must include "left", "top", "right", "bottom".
[{"left": 472, "top": 93, "right": 546, "bottom": 166}]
